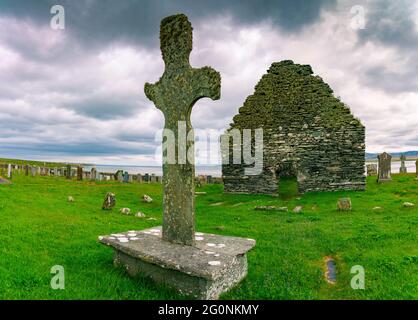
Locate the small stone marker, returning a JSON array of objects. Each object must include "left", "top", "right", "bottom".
[
  {"left": 293, "top": 206, "right": 303, "bottom": 213},
  {"left": 102, "top": 192, "right": 116, "bottom": 210},
  {"left": 377, "top": 152, "right": 392, "bottom": 182},
  {"left": 324, "top": 257, "right": 337, "bottom": 284},
  {"left": 68, "top": 196, "right": 74, "bottom": 202},
  {"left": 399, "top": 155, "right": 407, "bottom": 174},
  {"left": 337, "top": 198, "right": 352, "bottom": 211},
  {"left": 142, "top": 194, "right": 153, "bottom": 203},
  {"left": 99, "top": 14, "right": 255, "bottom": 300},
  {"left": 403, "top": 202, "right": 415, "bottom": 208},
  {"left": 120, "top": 208, "right": 131, "bottom": 215},
  {"left": 136, "top": 212, "right": 146, "bottom": 218},
  {"left": 255, "top": 205, "right": 288, "bottom": 212}
]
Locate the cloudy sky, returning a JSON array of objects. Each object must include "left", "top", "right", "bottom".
[{"left": 0, "top": 0, "right": 417, "bottom": 165}]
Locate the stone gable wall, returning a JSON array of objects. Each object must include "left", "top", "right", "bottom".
[{"left": 222, "top": 60, "right": 366, "bottom": 194}]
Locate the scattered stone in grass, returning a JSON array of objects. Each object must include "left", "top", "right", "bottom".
[
  {"left": 337, "top": 198, "right": 352, "bottom": 211},
  {"left": 255, "top": 205, "right": 288, "bottom": 212},
  {"left": 120, "top": 208, "right": 131, "bottom": 215},
  {"left": 210, "top": 202, "right": 225, "bottom": 206},
  {"left": 67, "top": 196, "right": 74, "bottom": 202},
  {"left": 324, "top": 256, "right": 337, "bottom": 284},
  {"left": 136, "top": 212, "right": 146, "bottom": 218},
  {"left": 147, "top": 217, "right": 157, "bottom": 221},
  {"left": 403, "top": 202, "right": 415, "bottom": 208},
  {"left": 142, "top": 195, "right": 153, "bottom": 203},
  {"left": 195, "top": 236, "right": 204, "bottom": 241},
  {"left": 0, "top": 177, "right": 11, "bottom": 185},
  {"left": 208, "top": 261, "right": 221, "bottom": 266},
  {"left": 231, "top": 202, "right": 244, "bottom": 207},
  {"left": 195, "top": 192, "right": 207, "bottom": 195},
  {"left": 102, "top": 192, "right": 116, "bottom": 210},
  {"left": 293, "top": 206, "right": 303, "bottom": 213},
  {"left": 373, "top": 206, "right": 383, "bottom": 211}
]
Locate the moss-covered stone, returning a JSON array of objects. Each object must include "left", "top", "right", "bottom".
[
  {"left": 144, "top": 14, "right": 221, "bottom": 246},
  {"left": 222, "top": 60, "right": 365, "bottom": 194}
]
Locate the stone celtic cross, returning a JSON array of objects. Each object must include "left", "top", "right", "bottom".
[{"left": 144, "top": 14, "right": 221, "bottom": 246}]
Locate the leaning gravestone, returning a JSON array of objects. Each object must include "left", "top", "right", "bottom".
[
  {"left": 399, "top": 155, "right": 407, "bottom": 174},
  {"left": 377, "top": 152, "right": 392, "bottom": 182},
  {"left": 99, "top": 14, "right": 255, "bottom": 300}
]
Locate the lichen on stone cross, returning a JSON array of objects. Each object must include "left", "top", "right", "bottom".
[{"left": 144, "top": 14, "right": 221, "bottom": 246}]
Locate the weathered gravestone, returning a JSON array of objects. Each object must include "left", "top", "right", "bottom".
[
  {"left": 399, "top": 155, "right": 407, "bottom": 174},
  {"left": 377, "top": 152, "right": 392, "bottom": 182},
  {"left": 30, "top": 166, "right": 36, "bottom": 177},
  {"left": 24, "top": 165, "right": 29, "bottom": 176},
  {"left": 91, "top": 167, "right": 97, "bottom": 181},
  {"left": 99, "top": 14, "right": 255, "bottom": 299},
  {"left": 123, "top": 171, "right": 129, "bottom": 183},
  {"left": 115, "top": 170, "right": 123, "bottom": 182},
  {"left": 150, "top": 173, "right": 157, "bottom": 183},
  {"left": 66, "top": 164, "right": 72, "bottom": 179},
  {"left": 416, "top": 160, "right": 418, "bottom": 180},
  {"left": 7, "top": 164, "right": 12, "bottom": 179},
  {"left": 137, "top": 173, "right": 143, "bottom": 183},
  {"left": 366, "top": 164, "right": 377, "bottom": 176},
  {"left": 144, "top": 173, "right": 150, "bottom": 182},
  {"left": 102, "top": 192, "right": 116, "bottom": 210},
  {"left": 77, "top": 166, "right": 83, "bottom": 181}
]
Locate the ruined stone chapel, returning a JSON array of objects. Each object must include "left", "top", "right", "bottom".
[{"left": 222, "top": 60, "right": 365, "bottom": 194}]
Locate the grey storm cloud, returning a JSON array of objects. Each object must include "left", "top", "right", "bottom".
[
  {"left": 0, "top": 0, "right": 337, "bottom": 47},
  {"left": 350, "top": 0, "right": 418, "bottom": 94},
  {"left": 0, "top": 0, "right": 417, "bottom": 164},
  {"left": 359, "top": 0, "right": 418, "bottom": 49}
]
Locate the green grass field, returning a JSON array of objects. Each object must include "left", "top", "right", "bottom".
[{"left": 0, "top": 173, "right": 417, "bottom": 300}]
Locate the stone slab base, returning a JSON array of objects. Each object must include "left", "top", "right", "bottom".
[{"left": 99, "top": 227, "right": 256, "bottom": 300}]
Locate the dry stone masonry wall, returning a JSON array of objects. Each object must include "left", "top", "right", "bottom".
[{"left": 222, "top": 60, "right": 366, "bottom": 195}]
